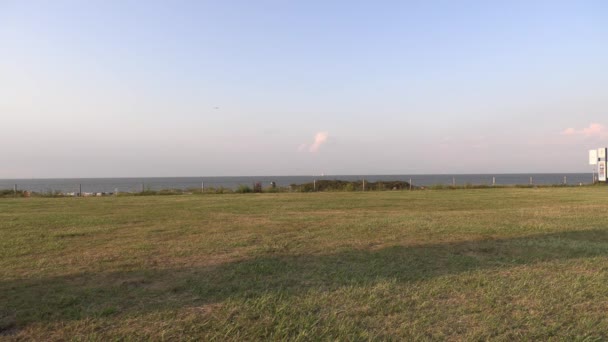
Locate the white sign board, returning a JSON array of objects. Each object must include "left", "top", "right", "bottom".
[
  {"left": 590, "top": 149, "right": 598, "bottom": 165},
  {"left": 598, "top": 148, "right": 606, "bottom": 159},
  {"left": 599, "top": 161, "right": 606, "bottom": 182}
]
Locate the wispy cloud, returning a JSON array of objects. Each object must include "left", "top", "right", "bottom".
[
  {"left": 562, "top": 123, "right": 607, "bottom": 137},
  {"left": 300, "top": 131, "right": 329, "bottom": 153}
]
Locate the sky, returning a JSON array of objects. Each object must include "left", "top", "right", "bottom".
[{"left": 1, "top": 0, "right": 607, "bottom": 178}]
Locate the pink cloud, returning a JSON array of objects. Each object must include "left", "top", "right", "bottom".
[
  {"left": 299, "top": 131, "right": 329, "bottom": 153},
  {"left": 309, "top": 132, "right": 328, "bottom": 152},
  {"left": 561, "top": 123, "right": 607, "bottom": 137},
  {"left": 562, "top": 127, "right": 576, "bottom": 136}
]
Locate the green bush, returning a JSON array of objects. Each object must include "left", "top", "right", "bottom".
[
  {"left": 236, "top": 185, "right": 252, "bottom": 193},
  {"left": 343, "top": 183, "right": 355, "bottom": 191},
  {"left": 0, "top": 189, "right": 25, "bottom": 197}
]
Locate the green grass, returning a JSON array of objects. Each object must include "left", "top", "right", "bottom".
[{"left": 2, "top": 187, "right": 608, "bottom": 340}]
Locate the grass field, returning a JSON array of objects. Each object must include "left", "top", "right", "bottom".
[{"left": 2, "top": 187, "right": 608, "bottom": 340}]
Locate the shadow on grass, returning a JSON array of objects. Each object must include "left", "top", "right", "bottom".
[{"left": 2, "top": 229, "right": 608, "bottom": 332}]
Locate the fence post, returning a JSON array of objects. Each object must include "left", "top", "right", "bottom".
[
  {"left": 362, "top": 179, "right": 365, "bottom": 191},
  {"left": 409, "top": 178, "right": 412, "bottom": 191},
  {"left": 313, "top": 179, "right": 316, "bottom": 192},
  {"left": 79, "top": 184, "right": 82, "bottom": 197},
  {"left": 452, "top": 177, "right": 455, "bottom": 187},
  {"left": 13, "top": 184, "right": 16, "bottom": 196},
  {"left": 202, "top": 181, "right": 204, "bottom": 193},
  {"left": 492, "top": 177, "right": 495, "bottom": 186},
  {"left": 564, "top": 176, "right": 567, "bottom": 185},
  {"left": 529, "top": 176, "right": 533, "bottom": 185}
]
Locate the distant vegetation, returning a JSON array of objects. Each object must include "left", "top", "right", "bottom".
[
  {"left": 289, "top": 179, "right": 411, "bottom": 192},
  {"left": 0, "top": 189, "right": 25, "bottom": 198},
  {"left": 0, "top": 180, "right": 598, "bottom": 198}
]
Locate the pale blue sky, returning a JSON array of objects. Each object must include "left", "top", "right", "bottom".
[{"left": 1, "top": 0, "right": 607, "bottom": 177}]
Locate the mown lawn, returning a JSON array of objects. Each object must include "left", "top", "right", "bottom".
[{"left": 2, "top": 188, "right": 608, "bottom": 340}]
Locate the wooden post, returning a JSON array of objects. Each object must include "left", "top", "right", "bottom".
[
  {"left": 529, "top": 176, "right": 533, "bottom": 185},
  {"left": 79, "top": 183, "right": 82, "bottom": 197},
  {"left": 409, "top": 178, "right": 412, "bottom": 191},
  {"left": 362, "top": 179, "right": 365, "bottom": 191},
  {"left": 202, "top": 181, "right": 204, "bottom": 193},
  {"left": 13, "top": 184, "right": 16, "bottom": 196},
  {"left": 452, "top": 177, "right": 455, "bottom": 187},
  {"left": 564, "top": 176, "right": 567, "bottom": 185},
  {"left": 313, "top": 180, "right": 316, "bottom": 191},
  {"left": 492, "top": 177, "right": 495, "bottom": 186}
]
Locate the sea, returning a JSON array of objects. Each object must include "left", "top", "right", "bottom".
[{"left": 0, "top": 173, "right": 595, "bottom": 194}]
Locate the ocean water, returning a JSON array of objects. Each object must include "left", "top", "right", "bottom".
[{"left": 0, "top": 173, "right": 595, "bottom": 193}]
